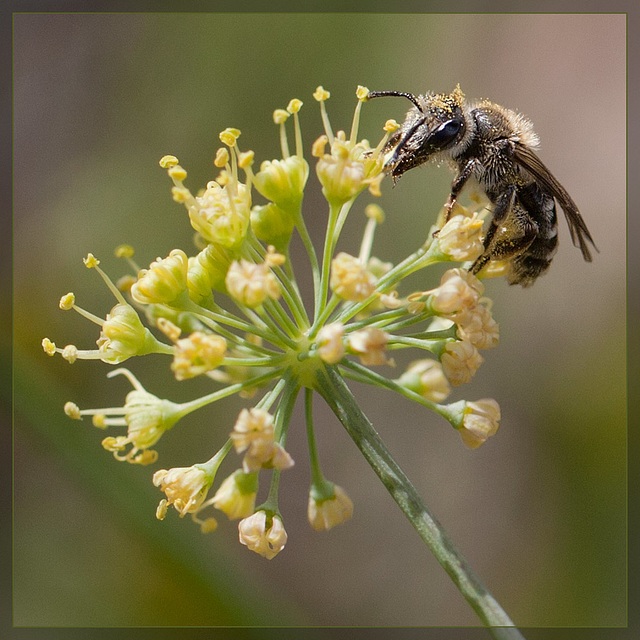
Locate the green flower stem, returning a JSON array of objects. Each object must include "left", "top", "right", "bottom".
[
  {"left": 195, "top": 315, "right": 278, "bottom": 357},
  {"left": 260, "top": 374, "right": 300, "bottom": 515},
  {"left": 338, "top": 359, "right": 441, "bottom": 416},
  {"left": 273, "top": 372, "right": 299, "bottom": 443},
  {"left": 255, "top": 378, "right": 287, "bottom": 412},
  {"left": 334, "top": 240, "right": 443, "bottom": 326},
  {"left": 246, "top": 236, "right": 309, "bottom": 330},
  {"left": 175, "top": 367, "right": 285, "bottom": 417},
  {"left": 309, "top": 293, "right": 341, "bottom": 337},
  {"left": 345, "top": 307, "right": 407, "bottom": 331},
  {"left": 315, "top": 201, "right": 343, "bottom": 323},
  {"left": 378, "top": 310, "right": 437, "bottom": 334},
  {"left": 387, "top": 335, "right": 450, "bottom": 353},
  {"left": 314, "top": 366, "right": 524, "bottom": 639},
  {"left": 291, "top": 208, "right": 321, "bottom": 314},
  {"left": 252, "top": 303, "right": 297, "bottom": 347},
  {"left": 222, "top": 355, "right": 285, "bottom": 368},
  {"left": 263, "top": 298, "right": 301, "bottom": 339},
  {"left": 201, "top": 438, "right": 234, "bottom": 477},
  {"left": 180, "top": 298, "right": 286, "bottom": 348},
  {"left": 304, "top": 388, "right": 331, "bottom": 494}
]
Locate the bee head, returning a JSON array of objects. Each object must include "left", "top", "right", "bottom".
[{"left": 368, "top": 85, "right": 470, "bottom": 180}]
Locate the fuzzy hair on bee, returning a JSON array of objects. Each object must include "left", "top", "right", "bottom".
[{"left": 367, "top": 85, "right": 597, "bottom": 286}]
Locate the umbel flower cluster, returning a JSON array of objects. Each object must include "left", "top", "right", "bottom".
[{"left": 44, "top": 86, "right": 503, "bottom": 560}]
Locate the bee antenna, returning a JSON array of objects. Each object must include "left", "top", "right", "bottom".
[{"left": 367, "top": 90, "right": 423, "bottom": 112}]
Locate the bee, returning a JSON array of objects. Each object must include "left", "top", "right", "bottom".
[{"left": 367, "top": 85, "right": 597, "bottom": 286}]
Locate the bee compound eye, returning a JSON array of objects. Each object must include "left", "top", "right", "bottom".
[{"left": 429, "top": 119, "right": 463, "bottom": 148}]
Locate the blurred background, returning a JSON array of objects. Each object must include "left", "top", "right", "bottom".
[{"left": 13, "top": 13, "right": 625, "bottom": 630}]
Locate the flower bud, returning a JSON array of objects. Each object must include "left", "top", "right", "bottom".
[
  {"left": 131, "top": 249, "right": 189, "bottom": 306},
  {"left": 253, "top": 156, "right": 309, "bottom": 213},
  {"left": 308, "top": 484, "right": 354, "bottom": 531},
  {"left": 187, "top": 243, "right": 230, "bottom": 303},
  {"left": 190, "top": 182, "right": 251, "bottom": 249},
  {"left": 250, "top": 202, "right": 295, "bottom": 249},
  {"left": 459, "top": 399, "right": 501, "bottom": 448},
  {"left": 440, "top": 340, "right": 484, "bottom": 386},
  {"left": 397, "top": 359, "right": 451, "bottom": 403},
  {"left": 212, "top": 470, "right": 258, "bottom": 520},
  {"left": 98, "top": 303, "right": 157, "bottom": 363},
  {"left": 348, "top": 327, "right": 390, "bottom": 366}
]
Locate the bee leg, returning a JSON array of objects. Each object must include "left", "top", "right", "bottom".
[
  {"left": 472, "top": 198, "right": 539, "bottom": 279},
  {"left": 443, "top": 158, "right": 479, "bottom": 222},
  {"left": 435, "top": 159, "right": 479, "bottom": 238},
  {"left": 470, "top": 186, "right": 517, "bottom": 275}
]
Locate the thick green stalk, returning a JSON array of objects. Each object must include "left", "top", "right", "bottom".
[{"left": 314, "top": 366, "right": 525, "bottom": 640}]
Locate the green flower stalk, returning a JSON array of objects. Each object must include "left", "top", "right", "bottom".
[{"left": 44, "top": 85, "right": 526, "bottom": 637}]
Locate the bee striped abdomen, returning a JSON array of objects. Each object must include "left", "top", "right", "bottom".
[{"left": 508, "top": 186, "right": 558, "bottom": 286}]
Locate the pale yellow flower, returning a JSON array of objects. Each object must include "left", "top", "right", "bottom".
[
  {"left": 308, "top": 485, "right": 354, "bottom": 531},
  {"left": 238, "top": 512, "right": 288, "bottom": 559}
]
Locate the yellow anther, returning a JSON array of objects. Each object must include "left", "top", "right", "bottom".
[
  {"left": 219, "top": 128, "right": 241, "bottom": 146},
  {"left": 238, "top": 150, "right": 255, "bottom": 169},
  {"left": 159, "top": 155, "right": 179, "bottom": 168},
  {"left": 168, "top": 165, "right": 187, "bottom": 181},
  {"left": 313, "top": 86, "right": 330, "bottom": 102},
  {"left": 83, "top": 253, "right": 99, "bottom": 269},
  {"left": 273, "top": 109, "right": 290, "bottom": 124},
  {"left": 286, "top": 98, "right": 303, "bottom": 114},
  {"left": 59, "top": 293, "right": 75, "bottom": 310},
  {"left": 64, "top": 401, "right": 81, "bottom": 419},
  {"left": 356, "top": 85, "right": 370, "bottom": 101},
  {"left": 114, "top": 245, "right": 134, "bottom": 259},
  {"left": 171, "top": 186, "right": 189, "bottom": 202},
  {"left": 42, "top": 337, "right": 57, "bottom": 356},
  {"left": 214, "top": 147, "right": 229, "bottom": 168},
  {"left": 365, "top": 204, "right": 385, "bottom": 224},
  {"left": 384, "top": 119, "right": 400, "bottom": 132},
  {"left": 62, "top": 344, "right": 78, "bottom": 364},
  {"left": 311, "top": 135, "right": 328, "bottom": 158},
  {"left": 92, "top": 414, "right": 107, "bottom": 428}
]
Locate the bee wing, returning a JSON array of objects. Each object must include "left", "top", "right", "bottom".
[{"left": 513, "top": 142, "right": 598, "bottom": 261}]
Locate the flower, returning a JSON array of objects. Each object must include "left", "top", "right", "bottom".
[
  {"left": 348, "top": 327, "right": 391, "bottom": 366},
  {"left": 459, "top": 399, "right": 501, "bottom": 449},
  {"left": 330, "top": 252, "right": 377, "bottom": 302},
  {"left": 191, "top": 181, "right": 251, "bottom": 248},
  {"left": 212, "top": 470, "right": 258, "bottom": 520},
  {"left": 436, "top": 212, "right": 484, "bottom": 261},
  {"left": 397, "top": 359, "right": 451, "bottom": 403},
  {"left": 171, "top": 331, "right": 227, "bottom": 380},
  {"left": 45, "top": 87, "right": 514, "bottom": 564},
  {"left": 153, "top": 464, "right": 213, "bottom": 517},
  {"left": 230, "top": 408, "right": 294, "bottom": 473},
  {"left": 64, "top": 368, "right": 183, "bottom": 464},
  {"left": 429, "top": 268, "right": 484, "bottom": 317},
  {"left": 308, "top": 484, "right": 354, "bottom": 531},
  {"left": 131, "top": 249, "right": 190, "bottom": 306},
  {"left": 238, "top": 511, "right": 288, "bottom": 559},
  {"left": 457, "top": 303, "right": 499, "bottom": 350},
  {"left": 225, "top": 250, "right": 284, "bottom": 309},
  {"left": 440, "top": 340, "right": 484, "bottom": 386},
  {"left": 316, "top": 322, "right": 346, "bottom": 364}
]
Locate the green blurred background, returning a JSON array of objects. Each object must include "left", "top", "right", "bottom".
[{"left": 13, "top": 13, "right": 626, "bottom": 630}]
